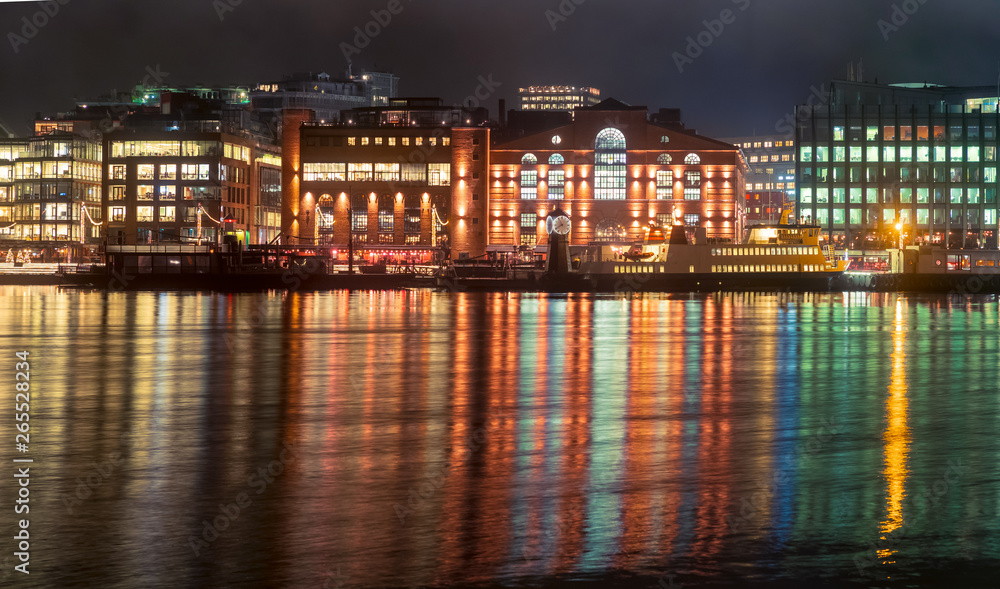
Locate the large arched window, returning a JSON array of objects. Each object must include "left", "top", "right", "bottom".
[
  {"left": 317, "top": 194, "right": 335, "bottom": 236},
  {"left": 657, "top": 153, "right": 672, "bottom": 164},
  {"left": 548, "top": 153, "right": 564, "bottom": 165},
  {"left": 684, "top": 153, "right": 701, "bottom": 164},
  {"left": 594, "top": 217, "right": 626, "bottom": 242},
  {"left": 351, "top": 194, "right": 368, "bottom": 243},
  {"left": 595, "top": 128, "right": 626, "bottom": 200},
  {"left": 404, "top": 195, "right": 421, "bottom": 244},
  {"left": 521, "top": 153, "right": 538, "bottom": 164},
  {"left": 377, "top": 194, "right": 394, "bottom": 243}
]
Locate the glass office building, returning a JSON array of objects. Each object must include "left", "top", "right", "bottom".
[{"left": 796, "top": 81, "right": 1000, "bottom": 249}]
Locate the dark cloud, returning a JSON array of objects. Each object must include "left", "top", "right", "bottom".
[{"left": 1, "top": 0, "right": 998, "bottom": 136}]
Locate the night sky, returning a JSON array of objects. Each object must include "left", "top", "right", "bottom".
[{"left": 1, "top": 0, "right": 999, "bottom": 137}]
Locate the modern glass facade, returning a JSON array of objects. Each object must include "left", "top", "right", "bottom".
[
  {"left": 796, "top": 87, "right": 1000, "bottom": 249},
  {"left": 0, "top": 134, "right": 103, "bottom": 246}
]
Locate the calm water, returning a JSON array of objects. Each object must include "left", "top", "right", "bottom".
[{"left": 3, "top": 287, "right": 1000, "bottom": 588}]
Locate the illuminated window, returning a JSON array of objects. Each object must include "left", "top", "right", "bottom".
[
  {"left": 388, "top": 137, "right": 396, "bottom": 146},
  {"left": 400, "top": 163, "right": 426, "bottom": 182},
  {"left": 136, "top": 206, "right": 153, "bottom": 223},
  {"left": 303, "top": 163, "right": 346, "bottom": 181},
  {"left": 684, "top": 153, "right": 701, "bottom": 165},
  {"left": 377, "top": 194, "right": 394, "bottom": 234},
  {"left": 347, "top": 137, "right": 356, "bottom": 146},
  {"left": 594, "top": 128, "right": 626, "bottom": 200},
  {"left": 348, "top": 163, "right": 373, "bottom": 181},
  {"left": 442, "top": 137, "right": 450, "bottom": 146},
  {"left": 521, "top": 153, "right": 538, "bottom": 165},
  {"left": 158, "top": 206, "right": 175, "bottom": 222},
  {"left": 427, "top": 163, "right": 450, "bottom": 186},
  {"left": 548, "top": 153, "right": 564, "bottom": 164},
  {"left": 158, "top": 185, "right": 175, "bottom": 200},
  {"left": 361, "top": 137, "right": 370, "bottom": 146},
  {"left": 684, "top": 171, "right": 701, "bottom": 200},
  {"left": 374, "top": 137, "right": 383, "bottom": 145},
  {"left": 657, "top": 153, "right": 672, "bottom": 164},
  {"left": 137, "top": 185, "right": 154, "bottom": 201},
  {"left": 520, "top": 213, "right": 537, "bottom": 246},
  {"left": 159, "top": 164, "right": 176, "bottom": 180},
  {"left": 404, "top": 195, "right": 421, "bottom": 236},
  {"left": 656, "top": 170, "right": 673, "bottom": 199},
  {"left": 109, "top": 186, "right": 126, "bottom": 201},
  {"left": 350, "top": 194, "right": 368, "bottom": 239},
  {"left": 520, "top": 170, "right": 538, "bottom": 199},
  {"left": 684, "top": 213, "right": 699, "bottom": 226},
  {"left": 548, "top": 170, "right": 565, "bottom": 199},
  {"left": 374, "top": 163, "right": 399, "bottom": 182}
]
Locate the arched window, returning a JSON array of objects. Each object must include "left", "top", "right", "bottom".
[
  {"left": 594, "top": 217, "right": 626, "bottom": 242},
  {"left": 404, "top": 195, "right": 421, "bottom": 244},
  {"left": 595, "top": 128, "right": 626, "bottom": 200},
  {"left": 351, "top": 194, "right": 368, "bottom": 243},
  {"left": 657, "top": 153, "right": 672, "bottom": 164},
  {"left": 684, "top": 153, "right": 701, "bottom": 164},
  {"left": 548, "top": 153, "right": 564, "bottom": 165},
  {"left": 377, "top": 194, "right": 394, "bottom": 243},
  {"left": 317, "top": 194, "right": 335, "bottom": 233},
  {"left": 521, "top": 153, "right": 538, "bottom": 164}
]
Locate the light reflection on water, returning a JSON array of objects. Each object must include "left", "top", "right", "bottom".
[{"left": 2, "top": 287, "right": 1000, "bottom": 588}]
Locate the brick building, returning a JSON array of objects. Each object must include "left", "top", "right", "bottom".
[
  {"left": 282, "top": 98, "right": 745, "bottom": 258},
  {"left": 281, "top": 98, "right": 490, "bottom": 257},
  {"left": 491, "top": 99, "right": 746, "bottom": 248}
]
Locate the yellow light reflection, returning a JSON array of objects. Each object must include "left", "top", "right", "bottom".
[{"left": 878, "top": 297, "right": 909, "bottom": 561}]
